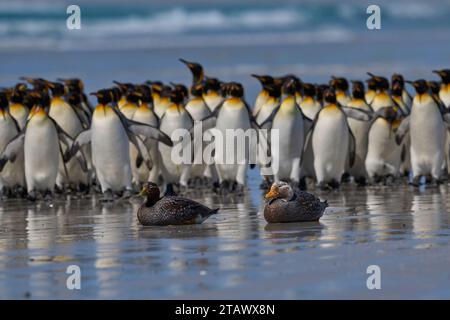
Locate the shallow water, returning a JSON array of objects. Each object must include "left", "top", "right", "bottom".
[{"left": 1, "top": 170, "right": 450, "bottom": 299}]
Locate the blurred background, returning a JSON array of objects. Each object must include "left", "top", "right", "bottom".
[{"left": 0, "top": 0, "right": 449, "bottom": 98}]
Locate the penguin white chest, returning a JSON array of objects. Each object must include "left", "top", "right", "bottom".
[
  {"left": 410, "top": 97, "right": 445, "bottom": 177},
  {"left": 24, "top": 117, "right": 59, "bottom": 192},
  {"left": 312, "top": 108, "right": 349, "bottom": 183},
  {"left": 91, "top": 112, "right": 131, "bottom": 192}
]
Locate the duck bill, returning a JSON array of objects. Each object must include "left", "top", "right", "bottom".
[
  {"left": 138, "top": 188, "right": 148, "bottom": 197},
  {"left": 264, "top": 189, "right": 279, "bottom": 200}
]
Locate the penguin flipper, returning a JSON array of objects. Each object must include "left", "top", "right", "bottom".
[
  {"left": 395, "top": 115, "right": 410, "bottom": 145},
  {"left": 64, "top": 129, "right": 91, "bottom": 162},
  {"left": 0, "top": 133, "right": 25, "bottom": 171},
  {"left": 127, "top": 121, "right": 173, "bottom": 147},
  {"left": 348, "top": 129, "right": 356, "bottom": 168},
  {"left": 258, "top": 105, "right": 280, "bottom": 130},
  {"left": 341, "top": 106, "right": 371, "bottom": 121}
]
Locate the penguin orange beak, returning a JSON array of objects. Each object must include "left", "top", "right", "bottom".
[{"left": 264, "top": 187, "right": 279, "bottom": 200}]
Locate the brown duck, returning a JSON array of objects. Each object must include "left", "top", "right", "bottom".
[
  {"left": 137, "top": 182, "right": 219, "bottom": 226},
  {"left": 264, "top": 181, "right": 327, "bottom": 223}
]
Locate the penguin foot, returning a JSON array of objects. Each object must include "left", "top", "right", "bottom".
[
  {"left": 234, "top": 183, "right": 245, "bottom": 195},
  {"left": 409, "top": 176, "right": 422, "bottom": 187},
  {"left": 27, "top": 191, "right": 37, "bottom": 202},
  {"left": 341, "top": 173, "right": 351, "bottom": 183},
  {"left": 354, "top": 176, "right": 367, "bottom": 187},
  {"left": 384, "top": 175, "right": 395, "bottom": 186},
  {"left": 43, "top": 190, "right": 53, "bottom": 201},
  {"left": 430, "top": 178, "right": 442, "bottom": 187},
  {"left": 78, "top": 183, "right": 90, "bottom": 194},
  {"left": 328, "top": 179, "right": 340, "bottom": 190},
  {"left": 100, "top": 189, "right": 114, "bottom": 202}
]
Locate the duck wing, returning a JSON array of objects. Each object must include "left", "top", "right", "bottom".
[
  {"left": 158, "top": 197, "right": 218, "bottom": 220},
  {"left": 294, "top": 191, "right": 328, "bottom": 215}
]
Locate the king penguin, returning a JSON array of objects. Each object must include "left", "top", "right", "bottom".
[
  {"left": 396, "top": 80, "right": 447, "bottom": 186},
  {"left": 367, "top": 73, "right": 394, "bottom": 112},
  {"left": 0, "top": 91, "right": 25, "bottom": 197},
  {"left": 266, "top": 78, "right": 305, "bottom": 189},
  {"left": 391, "top": 73, "right": 412, "bottom": 112},
  {"left": 251, "top": 74, "right": 274, "bottom": 116},
  {"left": 365, "top": 78, "right": 377, "bottom": 105},
  {"left": 211, "top": 82, "right": 260, "bottom": 193},
  {"left": 158, "top": 87, "right": 194, "bottom": 194},
  {"left": 365, "top": 107, "right": 402, "bottom": 184},
  {"left": 129, "top": 85, "right": 161, "bottom": 187},
  {"left": 8, "top": 83, "right": 29, "bottom": 129},
  {"left": 346, "top": 81, "right": 373, "bottom": 185},
  {"left": 433, "top": 69, "right": 450, "bottom": 176},
  {"left": 304, "top": 89, "right": 370, "bottom": 189},
  {"left": 330, "top": 77, "right": 351, "bottom": 106},
  {"left": 46, "top": 80, "right": 88, "bottom": 192},
  {"left": 202, "top": 77, "right": 223, "bottom": 112},
  {"left": 298, "top": 83, "right": 322, "bottom": 184}
]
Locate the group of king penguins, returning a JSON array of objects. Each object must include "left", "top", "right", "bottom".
[{"left": 1, "top": 61, "right": 450, "bottom": 201}]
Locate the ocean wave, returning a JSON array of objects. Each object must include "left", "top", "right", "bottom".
[{"left": 0, "top": 1, "right": 449, "bottom": 51}]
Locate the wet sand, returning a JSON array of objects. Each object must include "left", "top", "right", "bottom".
[{"left": 1, "top": 171, "right": 450, "bottom": 299}]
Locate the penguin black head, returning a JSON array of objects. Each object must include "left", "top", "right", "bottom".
[
  {"left": 366, "top": 78, "right": 377, "bottom": 91},
  {"left": 203, "top": 77, "right": 221, "bottom": 94},
  {"left": 391, "top": 82, "right": 403, "bottom": 97},
  {"left": 433, "top": 69, "right": 450, "bottom": 84},
  {"left": 113, "top": 81, "right": 134, "bottom": 95},
  {"left": 407, "top": 79, "right": 429, "bottom": 95},
  {"left": 179, "top": 58, "right": 204, "bottom": 85},
  {"left": 301, "top": 83, "right": 315, "bottom": 97},
  {"left": 330, "top": 77, "right": 349, "bottom": 92},
  {"left": 266, "top": 82, "right": 281, "bottom": 98},
  {"left": 136, "top": 85, "right": 153, "bottom": 104},
  {"left": 90, "top": 89, "right": 113, "bottom": 105},
  {"left": 428, "top": 81, "right": 441, "bottom": 95},
  {"left": 351, "top": 81, "right": 365, "bottom": 99},
  {"left": 58, "top": 78, "right": 84, "bottom": 93},
  {"left": 0, "top": 91, "right": 8, "bottom": 109},
  {"left": 391, "top": 74, "right": 405, "bottom": 87},
  {"left": 190, "top": 83, "right": 204, "bottom": 97},
  {"left": 315, "top": 84, "right": 329, "bottom": 103},
  {"left": 125, "top": 88, "right": 142, "bottom": 104},
  {"left": 251, "top": 74, "right": 274, "bottom": 88},
  {"left": 45, "top": 81, "right": 66, "bottom": 97},
  {"left": 10, "top": 83, "right": 27, "bottom": 104},
  {"left": 168, "top": 87, "right": 186, "bottom": 104},
  {"left": 20, "top": 77, "right": 48, "bottom": 92},
  {"left": 367, "top": 73, "right": 389, "bottom": 91},
  {"left": 146, "top": 81, "right": 164, "bottom": 93},
  {"left": 67, "top": 91, "right": 82, "bottom": 106},
  {"left": 170, "top": 83, "right": 188, "bottom": 101},
  {"left": 226, "top": 82, "right": 244, "bottom": 98},
  {"left": 282, "top": 77, "right": 301, "bottom": 96},
  {"left": 28, "top": 90, "right": 50, "bottom": 110},
  {"left": 323, "top": 88, "right": 337, "bottom": 104}
]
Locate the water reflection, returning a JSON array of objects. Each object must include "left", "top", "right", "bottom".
[{"left": 0, "top": 184, "right": 449, "bottom": 298}]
